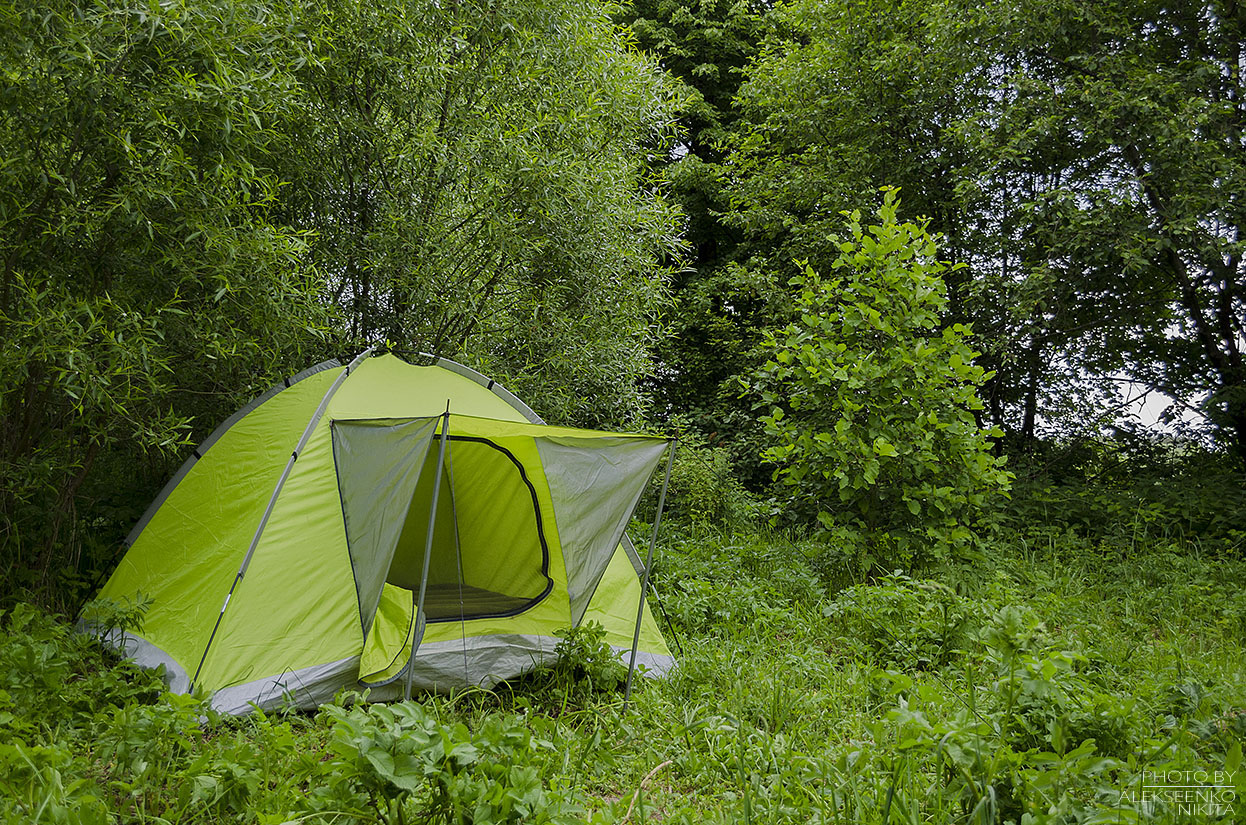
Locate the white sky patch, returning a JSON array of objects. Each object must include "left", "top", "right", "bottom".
[{"left": 1119, "top": 378, "right": 1206, "bottom": 432}]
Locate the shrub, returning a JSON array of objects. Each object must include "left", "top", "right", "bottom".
[
  {"left": 749, "top": 189, "right": 1011, "bottom": 562},
  {"left": 0, "top": 602, "right": 163, "bottom": 736},
  {"left": 517, "top": 621, "right": 630, "bottom": 711},
  {"left": 639, "top": 417, "right": 757, "bottom": 530},
  {"left": 307, "top": 700, "right": 578, "bottom": 824}
]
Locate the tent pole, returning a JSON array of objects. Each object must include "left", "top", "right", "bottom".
[
  {"left": 405, "top": 403, "right": 451, "bottom": 702},
  {"left": 624, "top": 440, "right": 675, "bottom": 710},
  {"left": 190, "top": 344, "right": 377, "bottom": 692}
]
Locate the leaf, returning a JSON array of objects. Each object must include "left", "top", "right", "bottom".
[
  {"left": 873, "top": 437, "right": 898, "bottom": 457},
  {"left": 364, "top": 749, "right": 396, "bottom": 780}
]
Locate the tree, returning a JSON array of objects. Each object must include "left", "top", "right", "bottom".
[
  {"left": 618, "top": 0, "right": 773, "bottom": 483},
  {"left": 0, "top": 0, "right": 684, "bottom": 601},
  {"left": 750, "top": 192, "right": 1011, "bottom": 559},
  {"left": 656, "top": 0, "right": 1018, "bottom": 485},
  {"left": 0, "top": 0, "right": 331, "bottom": 594},
  {"left": 973, "top": 0, "right": 1246, "bottom": 460},
  {"left": 278, "top": 0, "right": 683, "bottom": 427}
]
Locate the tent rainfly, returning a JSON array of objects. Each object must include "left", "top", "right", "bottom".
[{"left": 93, "top": 351, "right": 675, "bottom": 714}]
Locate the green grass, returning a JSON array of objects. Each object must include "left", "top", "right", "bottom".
[{"left": 3, "top": 526, "right": 1244, "bottom": 824}]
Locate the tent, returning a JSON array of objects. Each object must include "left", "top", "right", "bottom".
[{"left": 94, "top": 350, "right": 675, "bottom": 714}]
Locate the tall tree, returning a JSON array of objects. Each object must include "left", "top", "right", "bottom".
[
  {"left": 619, "top": 0, "right": 774, "bottom": 483},
  {"left": 1, "top": 0, "right": 684, "bottom": 599},
  {"left": 0, "top": 0, "right": 330, "bottom": 591},
  {"left": 720, "top": 0, "right": 1246, "bottom": 461},
  {"left": 279, "top": 0, "right": 683, "bottom": 427},
  {"left": 977, "top": 0, "right": 1246, "bottom": 459}
]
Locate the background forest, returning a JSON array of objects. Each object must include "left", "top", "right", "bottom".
[{"left": 2, "top": 0, "right": 1245, "bottom": 822}]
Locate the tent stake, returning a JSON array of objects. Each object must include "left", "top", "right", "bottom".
[
  {"left": 624, "top": 440, "right": 675, "bottom": 710},
  {"left": 405, "top": 404, "right": 451, "bottom": 702}
]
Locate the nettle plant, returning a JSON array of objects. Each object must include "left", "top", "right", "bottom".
[{"left": 753, "top": 190, "right": 1011, "bottom": 562}]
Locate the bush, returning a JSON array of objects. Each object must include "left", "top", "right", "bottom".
[
  {"left": 749, "top": 190, "right": 1011, "bottom": 561},
  {"left": 1002, "top": 443, "right": 1246, "bottom": 553},
  {"left": 639, "top": 417, "right": 758, "bottom": 530},
  {"left": 0, "top": 602, "right": 163, "bottom": 736},
  {"left": 517, "top": 621, "right": 630, "bottom": 712},
  {"left": 309, "top": 700, "right": 578, "bottom": 824}
]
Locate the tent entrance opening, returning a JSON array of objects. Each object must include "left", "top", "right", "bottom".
[
  {"left": 383, "top": 436, "right": 552, "bottom": 622},
  {"left": 331, "top": 418, "right": 556, "bottom": 684}
]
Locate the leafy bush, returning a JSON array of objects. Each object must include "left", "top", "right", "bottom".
[
  {"left": 974, "top": 606, "right": 1142, "bottom": 758},
  {"left": 749, "top": 190, "right": 1012, "bottom": 561},
  {"left": 517, "top": 621, "right": 630, "bottom": 712},
  {"left": 1003, "top": 444, "right": 1246, "bottom": 553},
  {"left": 866, "top": 606, "right": 1148, "bottom": 823},
  {"left": 308, "top": 700, "right": 577, "bottom": 824},
  {"left": 0, "top": 603, "right": 163, "bottom": 736},
  {"left": 650, "top": 419, "right": 758, "bottom": 530},
  {"left": 550, "top": 622, "right": 628, "bottom": 691}
]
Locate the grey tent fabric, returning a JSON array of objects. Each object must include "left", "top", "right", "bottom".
[
  {"left": 535, "top": 436, "right": 670, "bottom": 625},
  {"left": 330, "top": 418, "right": 439, "bottom": 636}
]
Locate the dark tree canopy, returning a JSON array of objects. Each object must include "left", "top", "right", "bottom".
[{"left": 688, "top": 0, "right": 1246, "bottom": 462}]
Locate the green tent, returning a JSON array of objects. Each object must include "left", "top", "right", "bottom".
[{"left": 96, "top": 351, "right": 674, "bottom": 714}]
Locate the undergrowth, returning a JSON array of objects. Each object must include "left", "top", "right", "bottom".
[{"left": 3, "top": 527, "right": 1244, "bottom": 824}]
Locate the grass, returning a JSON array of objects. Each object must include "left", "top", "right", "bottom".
[{"left": 3, "top": 524, "right": 1244, "bottom": 824}]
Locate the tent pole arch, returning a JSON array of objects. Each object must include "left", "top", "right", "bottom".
[
  {"left": 190, "top": 345, "right": 378, "bottom": 691},
  {"left": 415, "top": 352, "right": 544, "bottom": 425}
]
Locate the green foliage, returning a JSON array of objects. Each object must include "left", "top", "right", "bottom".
[
  {"left": 1002, "top": 442, "right": 1246, "bottom": 552},
  {"left": 649, "top": 262, "right": 791, "bottom": 493},
  {"left": 0, "top": 0, "right": 332, "bottom": 603},
  {"left": 278, "top": 0, "right": 683, "bottom": 429},
  {"left": 311, "top": 700, "right": 576, "bottom": 824},
  {"left": 823, "top": 572, "right": 985, "bottom": 670},
  {"left": 551, "top": 622, "right": 628, "bottom": 692},
  {"left": 647, "top": 523, "right": 1245, "bottom": 822},
  {"left": 645, "top": 419, "right": 758, "bottom": 529},
  {"left": 724, "top": 0, "right": 986, "bottom": 269},
  {"left": 2, "top": 518, "right": 1245, "bottom": 823},
  {"left": 618, "top": 0, "right": 777, "bottom": 492},
  {"left": 751, "top": 191, "right": 1011, "bottom": 558},
  {"left": 516, "top": 621, "right": 630, "bottom": 714},
  {"left": 0, "top": 603, "right": 163, "bottom": 737},
  {"left": 621, "top": 0, "right": 764, "bottom": 151},
  {"left": 0, "top": 740, "right": 110, "bottom": 825}
]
